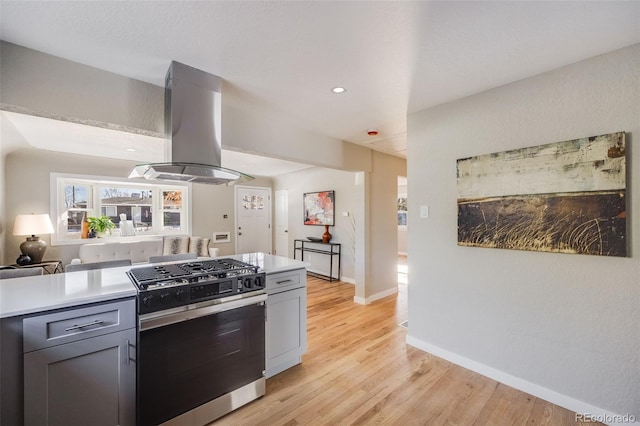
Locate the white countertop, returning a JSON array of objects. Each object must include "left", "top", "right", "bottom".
[
  {"left": 0, "top": 266, "right": 136, "bottom": 318},
  {"left": 0, "top": 253, "right": 308, "bottom": 318},
  {"left": 224, "top": 252, "right": 309, "bottom": 274}
]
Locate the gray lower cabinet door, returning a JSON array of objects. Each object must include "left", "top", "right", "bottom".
[
  {"left": 266, "top": 286, "right": 307, "bottom": 378},
  {"left": 24, "top": 328, "right": 136, "bottom": 426}
]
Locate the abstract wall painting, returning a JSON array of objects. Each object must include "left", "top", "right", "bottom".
[
  {"left": 456, "top": 132, "right": 626, "bottom": 257},
  {"left": 304, "top": 190, "right": 335, "bottom": 226}
]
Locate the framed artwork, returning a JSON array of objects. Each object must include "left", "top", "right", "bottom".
[
  {"left": 398, "top": 197, "right": 407, "bottom": 226},
  {"left": 456, "top": 132, "right": 626, "bottom": 257},
  {"left": 304, "top": 190, "right": 335, "bottom": 226}
]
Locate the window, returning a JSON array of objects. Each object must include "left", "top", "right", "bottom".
[
  {"left": 64, "top": 183, "right": 91, "bottom": 234},
  {"left": 51, "top": 173, "right": 189, "bottom": 245},
  {"left": 162, "top": 190, "right": 183, "bottom": 230},
  {"left": 397, "top": 197, "right": 407, "bottom": 227},
  {"left": 242, "top": 194, "right": 264, "bottom": 210},
  {"left": 99, "top": 186, "right": 154, "bottom": 233}
]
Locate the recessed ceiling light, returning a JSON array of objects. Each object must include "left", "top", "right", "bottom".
[
  {"left": 126, "top": 148, "right": 136, "bottom": 152},
  {"left": 331, "top": 87, "right": 346, "bottom": 94}
]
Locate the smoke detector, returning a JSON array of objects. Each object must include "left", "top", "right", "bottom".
[{"left": 367, "top": 129, "right": 379, "bottom": 136}]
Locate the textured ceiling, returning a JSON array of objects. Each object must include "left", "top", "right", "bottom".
[{"left": 2, "top": 1, "right": 639, "bottom": 159}]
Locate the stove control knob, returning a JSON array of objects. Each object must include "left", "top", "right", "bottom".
[
  {"left": 255, "top": 276, "right": 264, "bottom": 288},
  {"left": 142, "top": 295, "right": 154, "bottom": 307},
  {"left": 159, "top": 293, "right": 170, "bottom": 305},
  {"left": 243, "top": 277, "right": 253, "bottom": 289},
  {"left": 175, "top": 289, "right": 185, "bottom": 301}
]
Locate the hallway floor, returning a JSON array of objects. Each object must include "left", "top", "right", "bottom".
[{"left": 398, "top": 254, "right": 407, "bottom": 285}]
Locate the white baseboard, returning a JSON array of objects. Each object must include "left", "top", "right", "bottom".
[
  {"left": 405, "top": 336, "right": 639, "bottom": 426},
  {"left": 353, "top": 286, "right": 398, "bottom": 305},
  {"left": 340, "top": 276, "right": 355, "bottom": 284}
]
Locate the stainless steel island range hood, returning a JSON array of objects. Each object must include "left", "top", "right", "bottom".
[{"left": 129, "top": 61, "right": 253, "bottom": 184}]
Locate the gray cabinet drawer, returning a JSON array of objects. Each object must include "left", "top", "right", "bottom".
[
  {"left": 266, "top": 269, "right": 305, "bottom": 294},
  {"left": 23, "top": 298, "right": 135, "bottom": 352}
]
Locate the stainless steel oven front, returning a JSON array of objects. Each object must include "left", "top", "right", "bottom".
[{"left": 137, "top": 293, "right": 267, "bottom": 426}]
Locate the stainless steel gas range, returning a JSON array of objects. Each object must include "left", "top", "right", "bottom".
[{"left": 127, "top": 258, "right": 267, "bottom": 426}]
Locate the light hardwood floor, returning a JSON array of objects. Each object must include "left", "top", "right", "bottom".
[{"left": 215, "top": 276, "right": 594, "bottom": 425}]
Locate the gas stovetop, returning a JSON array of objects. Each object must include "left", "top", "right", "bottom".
[
  {"left": 128, "top": 258, "right": 260, "bottom": 290},
  {"left": 127, "top": 258, "right": 265, "bottom": 315}
]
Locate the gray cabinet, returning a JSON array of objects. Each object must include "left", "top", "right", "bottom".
[
  {"left": 23, "top": 299, "right": 136, "bottom": 426},
  {"left": 265, "top": 269, "right": 307, "bottom": 378}
]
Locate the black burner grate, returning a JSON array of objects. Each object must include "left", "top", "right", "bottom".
[
  {"left": 128, "top": 258, "right": 259, "bottom": 289},
  {"left": 180, "top": 259, "right": 259, "bottom": 274},
  {"left": 128, "top": 264, "right": 191, "bottom": 282}
]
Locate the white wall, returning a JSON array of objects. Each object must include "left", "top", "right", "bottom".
[
  {"left": 0, "top": 41, "right": 163, "bottom": 134},
  {"left": 1, "top": 41, "right": 407, "bottom": 305},
  {"left": 366, "top": 152, "right": 407, "bottom": 300},
  {"left": 407, "top": 44, "right": 640, "bottom": 418},
  {"left": 4, "top": 148, "right": 139, "bottom": 265},
  {"left": 272, "top": 154, "right": 405, "bottom": 301},
  {"left": 222, "top": 82, "right": 373, "bottom": 173},
  {"left": 0, "top": 115, "right": 28, "bottom": 263},
  {"left": 2, "top": 148, "right": 271, "bottom": 265},
  {"left": 397, "top": 227, "right": 407, "bottom": 255},
  {"left": 0, "top": 41, "right": 165, "bottom": 265},
  {"left": 272, "top": 167, "right": 360, "bottom": 282},
  {"left": 191, "top": 177, "right": 273, "bottom": 257}
]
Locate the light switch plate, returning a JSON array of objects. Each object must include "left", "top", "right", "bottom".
[{"left": 420, "top": 205, "right": 429, "bottom": 218}]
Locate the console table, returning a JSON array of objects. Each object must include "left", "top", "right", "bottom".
[
  {"left": 12, "top": 260, "right": 64, "bottom": 275},
  {"left": 293, "top": 239, "right": 341, "bottom": 282}
]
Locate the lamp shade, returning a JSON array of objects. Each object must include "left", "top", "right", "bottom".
[{"left": 13, "top": 214, "right": 55, "bottom": 236}]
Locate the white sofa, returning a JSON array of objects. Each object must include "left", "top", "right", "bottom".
[
  {"left": 76, "top": 239, "right": 163, "bottom": 264},
  {"left": 71, "top": 237, "right": 220, "bottom": 265}
]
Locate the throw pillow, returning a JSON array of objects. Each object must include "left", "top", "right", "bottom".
[
  {"left": 162, "top": 236, "right": 190, "bottom": 255},
  {"left": 189, "top": 237, "right": 211, "bottom": 257}
]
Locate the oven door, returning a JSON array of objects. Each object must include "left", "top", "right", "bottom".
[{"left": 137, "top": 294, "right": 266, "bottom": 426}]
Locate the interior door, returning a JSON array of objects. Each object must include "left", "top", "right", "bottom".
[
  {"left": 235, "top": 186, "right": 272, "bottom": 254},
  {"left": 275, "top": 190, "right": 289, "bottom": 257}
]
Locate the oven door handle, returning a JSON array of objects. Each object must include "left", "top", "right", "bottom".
[{"left": 139, "top": 293, "right": 267, "bottom": 331}]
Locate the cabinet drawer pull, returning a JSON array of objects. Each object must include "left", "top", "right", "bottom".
[
  {"left": 276, "top": 279, "right": 292, "bottom": 285},
  {"left": 64, "top": 320, "right": 104, "bottom": 332}
]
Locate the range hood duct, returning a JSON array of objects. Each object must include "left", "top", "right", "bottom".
[{"left": 129, "top": 61, "right": 253, "bottom": 184}]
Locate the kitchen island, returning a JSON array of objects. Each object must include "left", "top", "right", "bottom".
[
  {"left": 0, "top": 266, "right": 139, "bottom": 426},
  {"left": 0, "top": 267, "right": 136, "bottom": 319},
  {"left": 0, "top": 253, "right": 308, "bottom": 426},
  {"left": 0, "top": 252, "right": 307, "bottom": 318}
]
